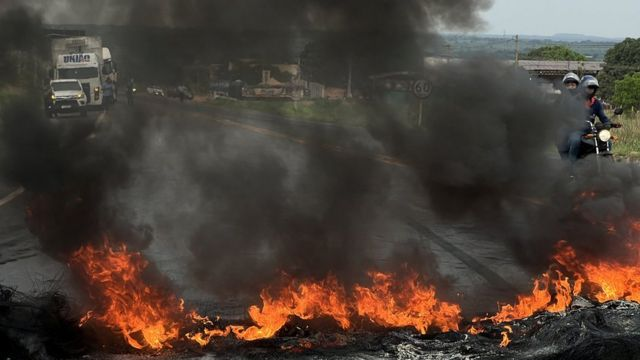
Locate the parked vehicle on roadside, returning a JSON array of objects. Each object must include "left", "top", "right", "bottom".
[
  {"left": 146, "top": 86, "right": 165, "bottom": 97},
  {"left": 167, "top": 85, "right": 193, "bottom": 102}
]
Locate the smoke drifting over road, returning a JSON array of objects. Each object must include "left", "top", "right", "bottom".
[
  {"left": 0, "top": 5, "right": 150, "bottom": 256},
  {"left": 368, "top": 58, "right": 640, "bottom": 273},
  {"left": 5, "top": 0, "right": 640, "bottom": 313}
]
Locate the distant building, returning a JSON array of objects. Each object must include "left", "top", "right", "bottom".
[
  {"left": 512, "top": 60, "right": 604, "bottom": 82},
  {"left": 423, "top": 56, "right": 605, "bottom": 84}
]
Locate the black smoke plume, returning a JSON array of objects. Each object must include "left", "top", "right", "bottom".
[
  {"left": 0, "top": 5, "right": 151, "bottom": 257},
  {"left": 368, "top": 58, "right": 640, "bottom": 276},
  {"left": 12, "top": 0, "right": 639, "bottom": 313}
]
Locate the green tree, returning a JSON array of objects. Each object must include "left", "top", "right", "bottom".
[
  {"left": 524, "top": 45, "right": 587, "bottom": 61},
  {"left": 612, "top": 72, "right": 640, "bottom": 110},
  {"left": 599, "top": 38, "right": 640, "bottom": 99}
]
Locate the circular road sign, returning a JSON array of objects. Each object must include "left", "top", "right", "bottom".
[{"left": 412, "top": 79, "right": 432, "bottom": 99}]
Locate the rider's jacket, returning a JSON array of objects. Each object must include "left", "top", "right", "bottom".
[{"left": 584, "top": 96, "right": 611, "bottom": 131}]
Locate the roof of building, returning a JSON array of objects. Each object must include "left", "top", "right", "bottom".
[{"left": 514, "top": 60, "right": 604, "bottom": 72}]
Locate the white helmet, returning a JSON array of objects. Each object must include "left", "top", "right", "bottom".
[
  {"left": 562, "top": 72, "right": 580, "bottom": 85},
  {"left": 580, "top": 75, "right": 600, "bottom": 89}
]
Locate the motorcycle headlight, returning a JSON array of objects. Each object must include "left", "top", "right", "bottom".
[{"left": 598, "top": 129, "right": 612, "bottom": 142}]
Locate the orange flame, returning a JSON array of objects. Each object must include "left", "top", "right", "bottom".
[
  {"left": 185, "top": 312, "right": 230, "bottom": 346},
  {"left": 189, "top": 271, "right": 461, "bottom": 344},
  {"left": 582, "top": 262, "right": 640, "bottom": 303},
  {"left": 467, "top": 325, "right": 484, "bottom": 335},
  {"left": 231, "top": 275, "right": 351, "bottom": 341},
  {"left": 353, "top": 271, "right": 461, "bottom": 334},
  {"left": 69, "top": 241, "right": 461, "bottom": 349},
  {"left": 499, "top": 325, "right": 513, "bottom": 347},
  {"left": 70, "top": 240, "right": 184, "bottom": 350},
  {"left": 486, "top": 233, "right": 640, "bottom": 325},
  {"left": 555, "top": 240, "right": 640, "bottom": 303},
  {"left": 488, "top": 271, "right": 574, "bottom": 324}
]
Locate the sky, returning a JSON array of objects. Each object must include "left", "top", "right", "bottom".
[{"left": 478, "top": 0, "right": 640, "bottom": 39}]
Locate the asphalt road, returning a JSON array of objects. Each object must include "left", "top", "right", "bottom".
[{"left": 0, "top": 95, "right": 535, "bottom": 342}]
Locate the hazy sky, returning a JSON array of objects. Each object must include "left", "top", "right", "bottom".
[{"left": 479, "top": 0, "right": 640, "bottom": 38}]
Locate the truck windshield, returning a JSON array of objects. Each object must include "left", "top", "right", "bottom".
[
  {"left": 102, "top": 61, "right": 114, "bottom": 75},
  {"left": 58, "top": 67, "right": 99, "bottom": 80},
  {"left": 51, "top": 81, "right": 81, "bottom": 91}
]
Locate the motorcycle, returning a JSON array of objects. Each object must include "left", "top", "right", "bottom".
[
  {"left": 579, "top": 108, "right": 623, "bottom": 160},
  {"left": 127, "top": 86, "right": 136, "bottom": 105}
]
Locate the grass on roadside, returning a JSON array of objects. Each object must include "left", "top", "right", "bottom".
[
  {"left": 205, "top": 98, "right": 377, "bottom": 127},
  {"left": 613, "top": 112, "right": 640, "bottom": 160},
  {"left": 204, "top": 97, "right": 639, "bottom": 159}
]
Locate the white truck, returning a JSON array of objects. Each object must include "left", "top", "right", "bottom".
[{"left": 50, "top": 36, "right": 117, "bottom": 108}]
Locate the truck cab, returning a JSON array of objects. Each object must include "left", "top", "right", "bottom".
[
  {"left": 55, "top": 53, "right": 103, "bottom": 107},
  {"left": 49, "top": 79, "right": 88, "bottom": 117},
  {"left": 51, "top": 37, "right": 107, "bottom": 108}
]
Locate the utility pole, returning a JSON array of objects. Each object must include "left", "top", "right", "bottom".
[
  {"left": 514, "top": 34, "right": 520, "bottom": 66},
  {"left": 445, "top": 43, "right": 452, "bottom": 62},
  {"left": 346, "top": 55, "right": 353, "bottom": 98}
]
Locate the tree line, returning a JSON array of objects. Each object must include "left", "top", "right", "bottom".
[{"left": 525, "top": 41, "right": 640, "bottom": 110}]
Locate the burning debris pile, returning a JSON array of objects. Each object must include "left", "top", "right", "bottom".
[
  {"left": 69, "top": 239, "right": 460, "bottom": 350},
  {"left": 69, "top": 225, "right": 640, "bottom": 347},
  {"left": 0, "top": 284, "right": 86, "bottom": 359},
  {"left": 6, "top": 242, "right": 640, "bottom": 360},
  {"left": 5, "top": 219, "right": 636, "bottom": 358}
]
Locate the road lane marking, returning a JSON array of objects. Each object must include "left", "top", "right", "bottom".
[
  {"left": 0, "top": 187, "right": 24, "bottom": 208},
  {"left": 408, "top": 219, "right": 518, "bottom": 294}
]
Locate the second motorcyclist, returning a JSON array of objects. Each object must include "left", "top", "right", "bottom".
[
  {"left": 563, "top": 75, "right": 611, "bottom": 163},
  {"left": 126, "top": 78, "right": 136, "bottom": 105}
]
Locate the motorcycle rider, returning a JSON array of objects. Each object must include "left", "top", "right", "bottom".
[
  {"left": 562, "top": 72, "right": 580, "bottom": 93},
  {"left": 126, "top": 78, "right": 135, "bottom": 105},
  {"left": 556, "top": 72, "right": 582, "bottom": 159},
  {"left": 564, "top": 75, "right": 611, "bottom": 163},
  {"left": 581, "top": 75, "right": 610, "bottom": 124}
]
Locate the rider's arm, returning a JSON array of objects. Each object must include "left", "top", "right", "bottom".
[{"left": 593, "top": 100, "right": 611, "bottom": 126}]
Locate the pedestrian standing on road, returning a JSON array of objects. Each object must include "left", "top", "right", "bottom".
[{"left": 102, "top": 77, "right": 115, "bottom": 111}]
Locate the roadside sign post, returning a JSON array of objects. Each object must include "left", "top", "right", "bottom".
[{"left": 412, "top": 79, "right": 432, "bottom": 127}]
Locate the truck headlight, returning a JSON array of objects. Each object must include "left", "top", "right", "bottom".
[
  {"left": 77, "top": 93, "right": 83, "bottom": 99},
  {"left": 598, "top": 130, "right": 612, "bottom": 142},
  {"left": 51, "top": 94, "right": 56, "bottom": 100}
]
